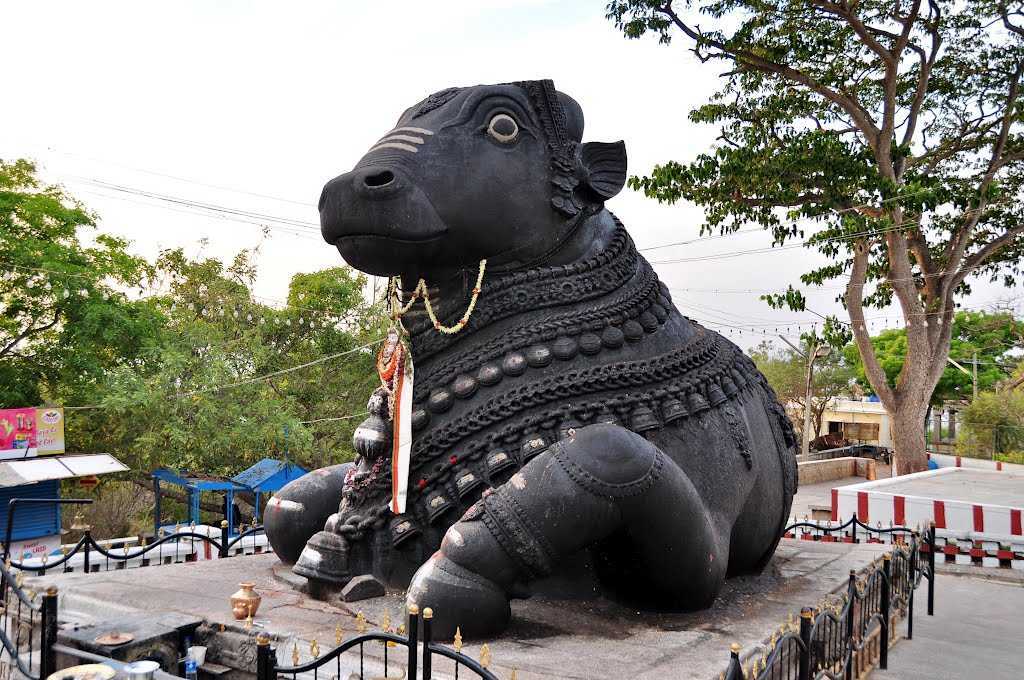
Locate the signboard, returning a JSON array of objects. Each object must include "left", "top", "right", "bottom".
[
  {"left": 10, "top": 534, "right": 60, "bottom": 562},
  {"left": 0, "top": 407, "right": 65, "bottom": 460}
]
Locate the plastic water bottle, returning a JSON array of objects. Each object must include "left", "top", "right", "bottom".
[{"left": 185, "top": 647, "right": 198, "bottom": 680}]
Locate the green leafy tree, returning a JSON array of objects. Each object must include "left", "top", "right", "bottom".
[
  {"left": 842, "top": 310, "right": 1022, "bottom": 402},
  {"left": 76, "top": 247, "right": 381, "bottom": 476},
  {"left": 750, "top": 338, "right": 854, "bottom": 442},
  {"left": 956, "top": 390, "right": 1024, "bottom": 458},
  {"left": 607, "top": 0, "right": 1024, "bottom": 472},
  {"left": 1, "top": 159, "right": 156, "bottom": 407}
]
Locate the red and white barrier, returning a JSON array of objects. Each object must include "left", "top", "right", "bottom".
[
  {"left": 926, "top": 451, "right": 1024, "bottom": 474},
  {"left": 825, "top": 467, "right": 1024, "bottom": 570}
]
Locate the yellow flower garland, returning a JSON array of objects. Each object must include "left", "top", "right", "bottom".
[{"left": 387, "top": 260, "right": 487, "bottom": 335}]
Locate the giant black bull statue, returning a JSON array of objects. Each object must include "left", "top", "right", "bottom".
[{"left": 271, "top": 80, "right": 797, "bottom": 639}]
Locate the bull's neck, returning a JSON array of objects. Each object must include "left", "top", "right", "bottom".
[{"left": 398, "top": 210, "right": 621, "bottom": 361}]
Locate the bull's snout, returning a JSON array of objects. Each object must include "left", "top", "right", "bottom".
[
  {"left": 319, "top": 166, "right": 408, "bottom": 214},
  {"left": 361, "top": 169, "right": 395, "bottom": 189},
  {"left": 318, "top": 165, "right": 449, "bottom": 276}
]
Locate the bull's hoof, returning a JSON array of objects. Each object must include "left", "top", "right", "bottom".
[
  {"left": 265, "top": 463, "right": 352, "bottom": 564},
  {"left": 294, "top": 530, "right": 350, "bottom": 596},
  {"left": 406, "top": 555, "right": 510, "bottom": 640}
]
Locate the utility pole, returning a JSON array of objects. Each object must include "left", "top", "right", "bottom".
[
  {"left": 947, "top": 355, "right": 979, "bottom": 401},
  {"left": 779, "top": 335, "right": 832, "bottom": 457},
  {"left": 973, "top": 352, "right": 978, "bottom": 401}
]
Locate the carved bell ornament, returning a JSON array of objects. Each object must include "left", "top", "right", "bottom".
[
  {"left": 688, "top": 391, "right": 711, "bottom": 414},
  {"left": 661, "top": 397, "right": 689, "bottom": 424},
  {"left": 630, "top": 403, "right": 660, "bottom": 432},
  {"left": 707, "top": 382, "right": 728, "bottom": 407},
  {"left": 353, "top": 388, "right": 392, "bottom": 460}
]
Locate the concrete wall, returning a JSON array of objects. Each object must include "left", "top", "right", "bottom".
[{"left": 797, "top": 457, "right": 876, "bottom": 485}]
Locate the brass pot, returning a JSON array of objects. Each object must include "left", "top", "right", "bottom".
[{"left": 229, "top": 582, "right": 262, "bottom": 620}]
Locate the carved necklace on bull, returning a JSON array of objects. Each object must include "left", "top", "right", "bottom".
[{"left": 374, "top": 259, "right": 487, "bottom": 515}]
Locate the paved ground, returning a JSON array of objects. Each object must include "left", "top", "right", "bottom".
[
  {"left": 791, "top": 476, "right": 862, "bottom": 520},
  {"left": 886, "top": 571, "right": 1024, "bottom": 679},
  {"left": 28, "top": 540, "right": 887, "bottom": 680},
  {"left": 790, "top": 463, "right": 894, "bottom": 520},
  {"left": 862, "top": 468, "right": 1024, "bottom": 507}
]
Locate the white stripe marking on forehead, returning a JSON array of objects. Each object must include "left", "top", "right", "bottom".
[
  {"left": 390, "top": 126, "right": 434, "bottom": 136},
  {"left": 368, "top": 142, "right": 419, "bottom": 154},
  {"left": 377, "top": 134, "right": 425, "bottom": 145}
]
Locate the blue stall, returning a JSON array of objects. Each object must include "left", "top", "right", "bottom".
[
  {"left": 152, "top": 458, "right": 306, "bottom": 534},
  {"left": 0, "top": 454, "right": 128, "bottom": 560},
  {"left": 230, "top": 458, "right": 307, "bottom": 524},
  {"left": 151, "top": 469, "right": 249, "bottom": 536}
]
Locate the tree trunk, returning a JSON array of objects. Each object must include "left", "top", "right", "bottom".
[{"left": 889, "top": 402, "right": 930, "bottom": 475}]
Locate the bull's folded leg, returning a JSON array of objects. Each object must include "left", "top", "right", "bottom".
[{"left": 406, "top": 423, "right": 727, "bottom": 639}]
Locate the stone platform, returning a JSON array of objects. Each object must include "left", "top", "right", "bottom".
[{"left": 28, "top": 539, "right": 888, "bottom": 680}]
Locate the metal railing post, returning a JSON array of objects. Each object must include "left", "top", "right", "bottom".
[
  {"left": 421, "top": 607, "right": 433, "bottom": 679},
  {"left": 927, "top": 522, "right": 936, "bottom": 616},
  {"left": 220, "top": 520, "right": 230, "bottom": 558},
  {"left": 83, "top": 530, "right": 92, "bottom": 574},
  {"left": 798, "top": 606, "right": 813, "bottom": 680},
  {"left": 880, "top": 554, "right": 891, "bottom": 670},
  {"left": 725, "top": 642, "right": 744, "bottom": 680},
  {"left": 845, "top": 570, "right": 856, "bottom": 680},
  {"left": 406, "top": 604, "right": 419, "bottom": 680},
  {"left": 907, "top": 537, "right": 917, "bottom": 641},
  {"left": 851, "top": 513, "right": 858, "bottom": 544},
  {"left": 40, "top": 585, "right": 58, "bottom": 679},
  {"left": 256, "top": 633, "right": 273, "bottom": 680}
]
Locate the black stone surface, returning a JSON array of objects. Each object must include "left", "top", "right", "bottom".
[{"left": 282, "top": 79, "right": 798, "bottom": 640}]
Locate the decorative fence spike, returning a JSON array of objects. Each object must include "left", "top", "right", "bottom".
[
  {"left": 479, "top": 643, "right": 492, "bottom": 669},
  {"left": 453, "top": 627, "right": 463, "bottom": 653},
  {"left": 292, "top": 643, "right": 299, "bottom": 666},
  {"left": 356, "top": 611, "right": 367, "bottom": 633},
  {"left": 310, "top": 639, "right": 320, "bottom": 659},
  {"left": 335, "top": 622, "right": 343, "bottom": 646}
]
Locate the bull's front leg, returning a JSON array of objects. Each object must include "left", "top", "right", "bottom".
[{"left": 406, "top": 424, "right": 728, "bottom": 639}]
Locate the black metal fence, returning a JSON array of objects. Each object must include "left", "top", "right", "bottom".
[
  {"left": 6, "top": 522, "right": 269, "bottom": 576},
  {"left": 719, "top": 520, "right": 936, "bottom": 680},
  {"left": 256, "top": 605, "right": 500, "bottom": 680},
  {"left": 0, "top": 559, "right": 58, "bottom": 680}
]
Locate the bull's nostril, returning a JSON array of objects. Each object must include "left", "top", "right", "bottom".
[{"left": 364, "top": 170, "right": 395, "bottom": 188}]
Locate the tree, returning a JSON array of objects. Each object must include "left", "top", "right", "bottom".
[
  {"left": 842, "top": 310, "right": 1022, "bottom": 403},
  {"left": 750, "top": 339, "right": 854, "bottom": 442},
  {"left": 607, "top": 0, "right": 1024, "bottom": 472},
  {"left": 76, "top": 247, "right": 382, "bottom": 476},
  {"left": 957, "top": 390, "right": 1024, "bottom": 458},
  {"left": 1, "top": 159, "right": 156, "bottom": 407}
]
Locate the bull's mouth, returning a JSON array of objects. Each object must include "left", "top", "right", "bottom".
[
  {"left": 335, "top": 231, "right": 447, "bottom": 246},
  {"left": 334, "top": 230, "right": 448, "bottom": 276}
]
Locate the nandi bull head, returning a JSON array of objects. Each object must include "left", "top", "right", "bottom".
[{"left": 318, "top": 80, "right": 627, "bottom": 275}]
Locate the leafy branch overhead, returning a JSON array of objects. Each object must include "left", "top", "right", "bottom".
[{"left": 607, "top": 0, "right": 1024, "bottom": 472}]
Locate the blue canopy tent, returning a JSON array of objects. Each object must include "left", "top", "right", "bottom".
[
  {"left": 151, "top": 458, "right": 307, "bottom": 535},
  {"left": 151, "top": 469, "right": 249, "bottom": 536},
  {"left": 230, "top": 458, "right": 307, "bottom": 524}
]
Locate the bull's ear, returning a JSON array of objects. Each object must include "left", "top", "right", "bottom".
[{"left": 579, "top": 141, "right": 627, "bottom": 200}]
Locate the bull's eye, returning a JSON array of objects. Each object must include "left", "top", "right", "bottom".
[{"left": 487, "top": 113, "right": 519, "bottom": 144}]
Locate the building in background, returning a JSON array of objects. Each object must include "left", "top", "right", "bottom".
[{"left": 817, "top": 398, "right": 893, "bottom": 450}]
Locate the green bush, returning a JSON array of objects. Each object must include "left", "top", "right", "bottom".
[{"left": 956, "top": 392, "right": 1024, "bottom": 459}]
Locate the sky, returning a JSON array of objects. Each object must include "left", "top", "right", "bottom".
[{"left": 1, "top": 0, "right": 1017, "bottom": 352}]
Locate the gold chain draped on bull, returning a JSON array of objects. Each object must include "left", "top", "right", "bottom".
[{"left": 265, "top": 80, "right": 797, "bottom": 639}]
